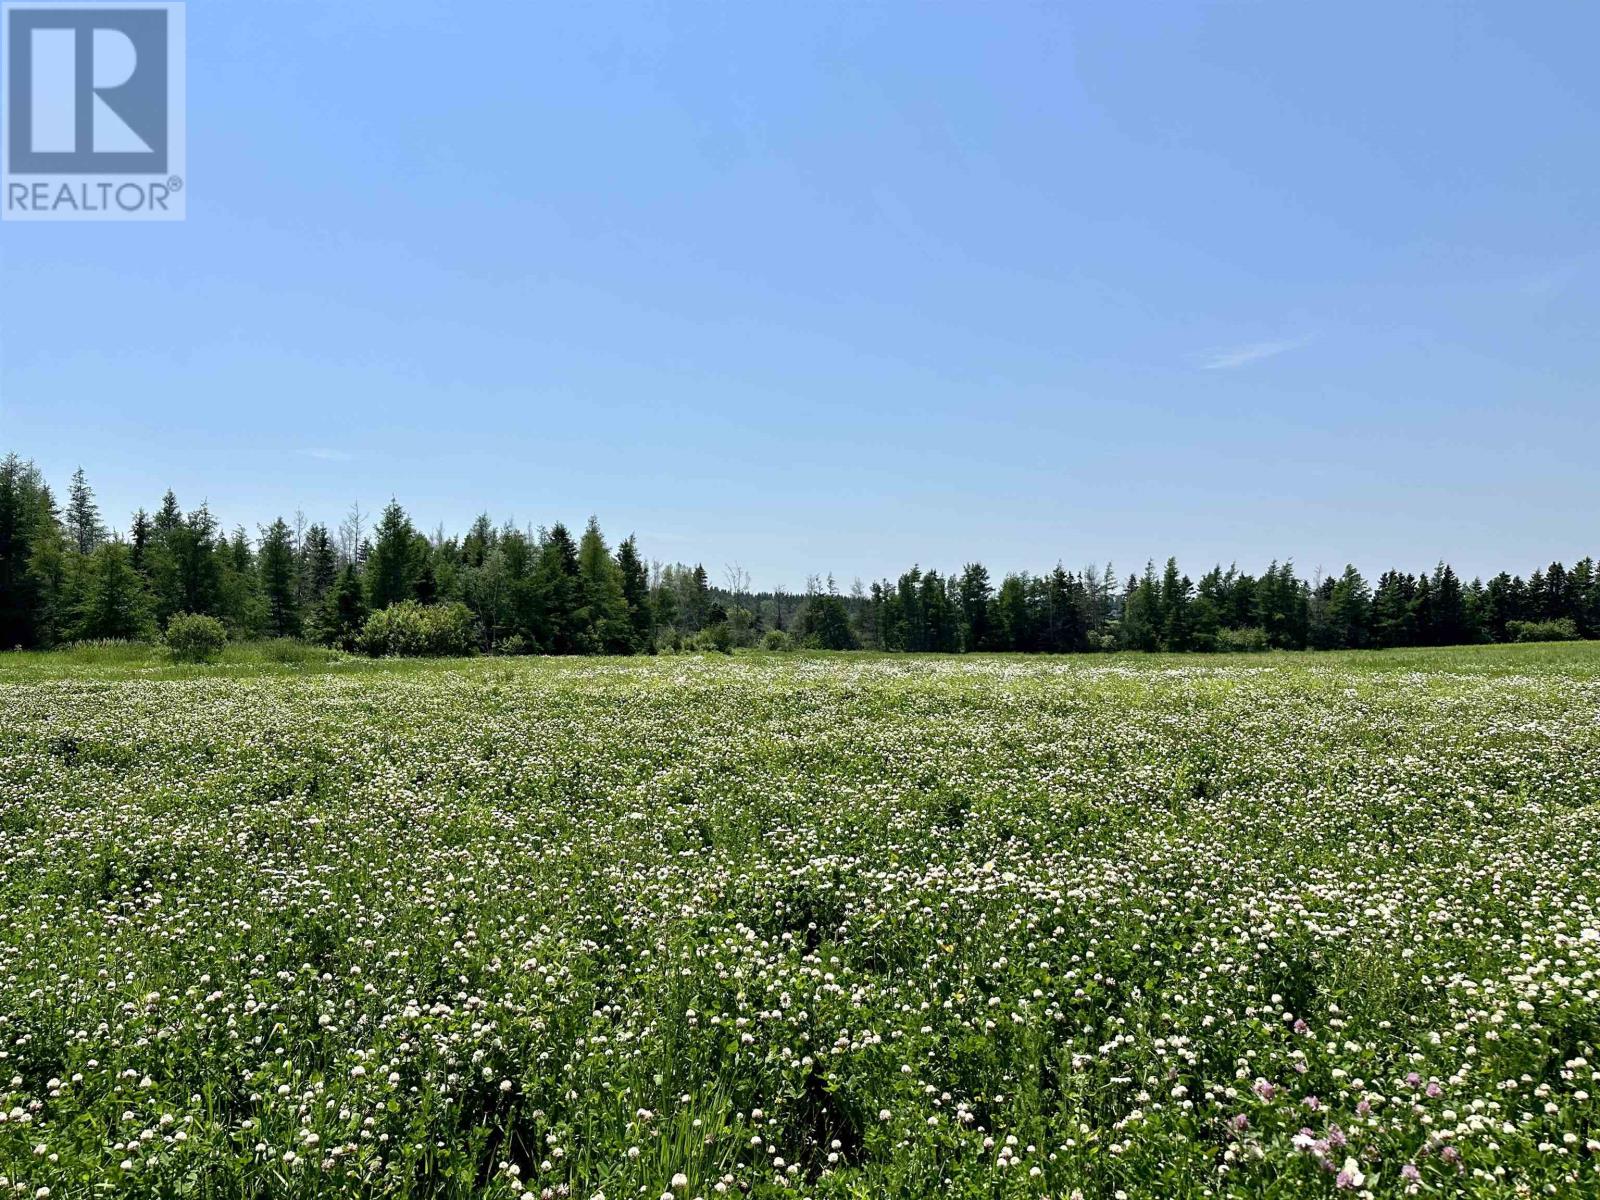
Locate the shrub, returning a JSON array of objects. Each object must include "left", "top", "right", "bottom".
[
  {"left": 762, "top": 629, "right": 792, "bottom": 651},
  {"left": 694, "top": 622, "right": 734, "bottom": 655},
  {"left": 360, "top": 601, "right": 479, "bottom": 658},
  {"left": 496, "top": 634, "right": 530, "bottom": 657},
  {"left": 1507, "top": 618, "right": 1579, "bottom": 643},
  {"left": 1215, "top": 626, "right": 1270, "bottom": 653},
  {"left": 259, "top": 638, "right": 326, "bottom": 665},
  {"left": 165, "top": 613, "right": 228, "bottom": 663}
]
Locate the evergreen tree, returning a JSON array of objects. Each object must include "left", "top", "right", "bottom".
[
  {"left": 258, "top": 517, "right": 301, "bottom": 637},
  {"left": 1540, "top": 561, "right": 1572, "bottom": 624},
  {"left": 686, "top": 564, "right": 711, "bottom": 632},
  {"left": 1410, "top": 571, "right": 1436, "bottom": 645},
  {"left": 919, "top": 568, "right": 958, "bottom": 652},
  {"left": 1158, "top": 557, "right": 1193, "bottom": 651},
  {"left": 1431, "top": 562, "right": 1466, "bottom": 646},
  {"left": 153, "top": 490, "right": 183, "bottom": 535},
  {"left": 129, "top": 509, "right": 152, "bottom": 572},
  {"left": 796, "top": 592, "right": 858, "bottom": 649},
  {"left": 323, "top": 563, "right": 368, "bottom": 651},
  {"left": 531, "top": 523, "right": 582, "bottom": 653},
  {"left": 65, "top": 467, "right": 106, "bottom": 555},
  {"left": 74, "top": 541, "right": 152, "bottom": 641},
  {"left": 615, "top": 535, "right": 653, "bottom": 651},
  {"left": 169, "top": 505, "right": 223, "bottom": 622},
  {"left": 1254, "top": 561, "right": 1306, "bottom": 649},
  {"left": 1120, "top": 565, "right": 1160, "bottom": 651},
  {"left": 578, "top": 516, "right": 631, "bottom": 654},
  {"left": 896, "top": 566, "right": 925, "bottom": 651},
  {"left": 220, "top": 525, "right": 265, "bottom": 636},
  {"left": 1481, "top": 572, "right": 1516, "bottom": 643},
  {"left": 1571, "top": 558, "right": 1599, "bottom": 639},
  {"left": 0, "top": 455, "right": 53, "bottom": 648},
  {"left": 461, "top": 513, "right": 495, "bottom": 569},
  {"left": 957, "top": 563, "right": 992, "bottom": 651},
  {"left": 300, "top": 524, "right": 339, "bottom": 612},
  {"left": 993, "top": 573, "right": 1036, "bottom": 651},
  {"left": 365, "top": 500, "right": 420, "bottom": 610},
  {"left": 1325, "top": 565, "right": 1371, "bottom": 649},
  {"left": 1372, "top": 571, "right": 1415, "bottom": 648},
  {"left": 1042, "top": 565, "right": 1085, "bottom": 653},
  {"left": 1192, "top": 567, "right": 1228, "bottom": 650}
]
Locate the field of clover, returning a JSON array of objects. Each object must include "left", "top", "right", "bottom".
[{"left": 1, "top": 644, "right": 1599, "bottom": 1200}]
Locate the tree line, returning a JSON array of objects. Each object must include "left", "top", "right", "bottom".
[{"left": 1, "top": 455, "right": 1594, "bottom": 655}]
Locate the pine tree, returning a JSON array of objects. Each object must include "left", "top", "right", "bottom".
[
  {"left": 650, "top": 576, "right": 680, "bottom": 641},
  {"left": 1120, "top": 565, "right": 1160, "bottom": 651},
  {"left": 1432, "top": 563, "right": 1466, "bottom": 646},
  {"left": 365, "top": 500, "right": 420, "bottom": 611},
  {"left": 994, "top": 573, "right": 1036, "bottom": 651},
  {"left": 258, "top": 517, "right": 301, "bottom": 637},
  {"left": 300, "top": 524, "right": 339, "bottom": 611},
  {"left": 958, "top": 563, "right": 992, "bottom": 651},
  {"left": 920, "top": 568, "right": 958, "bottom": 652},
  {"left": 796, "top": 592, "right": 858, "bottom": 649},
  {"left": 0, "top": 455, "right": 53, "bottom": 647},
  {"left": 220, "top": 525, "right": 265, "bottom": 636},
  {"left": 73, "top": 541, "right": 152, "bottom": 641},
  {"left": 1372, "top": 571, "right": 1415, "bottom": 647},
  {"left": 615, "top": 535, "right": 653, "bottom": 651},
  {"left": 578, "top": 517, "right": 631, "bottom": 654},
  {"left": 1325, "top": 565, "right": 1371, "bottom": 649},
  {"left": 1571, "top": 558, "right": 1599, "bottom": 639},
  {"left": 129, "top": 509, "right": 152, "bottom": 572},
  {"left": 896, "top": 566, "right": 925, "bottom": 651},
  {"left": 686, "top": 564, "right": 711, "bottom": 632},
  {"left": 1158, "top": 557, "right": 1193, "bottom": 651},
  {"left": 531, "top": 523, "right": 582, "bottom": 653},
  {"left": 166, "top": 505, "right": 224, "bottom": 622},
  {"left": 323, "top": 562, "right": 368, "bottom": 651},
  {"left": 153, "top": 490, "right": 182, "bottom": 534},
  {"left": 65, "top": 467, "right": 106, "bottom": 555}
]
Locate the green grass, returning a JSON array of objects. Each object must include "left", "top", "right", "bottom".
[
  {"left": 0, "top": 643, "right": 1597, "bottom": 1197},
  {"left": 7, "top": 636, "right": 1597, "bottom": 681}
]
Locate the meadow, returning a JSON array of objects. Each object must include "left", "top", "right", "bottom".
[{"left": 1, "top": 643, "right": 1598, "bottom": 1199}]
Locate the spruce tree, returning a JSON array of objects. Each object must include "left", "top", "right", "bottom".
[
  {"left": 531, "top": 523, "right": 582, "bottom": 653},
  {"left": 1326, "top": 565, "right": 1371, "bottom": 649},
  {"left": 0, "top": 455, "right": 51, "bottom": 647},
  {"left": 1432, "top": 563, "right": 1466, "bottom": 646},
  {"left": 258, "top": 518, "right": 301, "bottom": 637},
  {"left": 578, "top": 517, "right": 631, "bottom": 654},
  {"left": 300, "top": 524, "right": 339, "bottom": 611},
  {"left": 65, "top": 467, "right": 106, "bottom": 555},
  {"left": 1159, "top": 558, "right": 1193, "bottom": 651},
  {"left": 615, "top": 535, "right": 653, "bottom": 651},
  {"left": 958, "top": 563, "right": 992, "bottom": 651},
  {"left": 365, "top": 501, "right": 420, "bottom": 611},
  {"left": 74, "top": 541, "right": 152, "bottom": 641},
  {"left": 687, "top": 564, "right": 711, "bottom": 632},
  {"left": 323, "top": 563, "right": 368, "bottom": 651}
]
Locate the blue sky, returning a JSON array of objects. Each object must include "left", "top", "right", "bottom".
[{"left": 2, "top": 1, "right": 1596, "bottom": 588}]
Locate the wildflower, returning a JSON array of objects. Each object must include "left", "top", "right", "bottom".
[{"left": 1335, "top": 1157, "right": 1364, "bottom": 1188}]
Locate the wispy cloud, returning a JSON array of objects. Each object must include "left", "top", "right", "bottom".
[
  {"left": 1199, "top": 338, "right": 1308, "bottom": 371},
  {"left": 300, "top": 447, "right": 353, "bottom": 462},
  {"left": 1519, "top": 264, "right": 1577, "bottom": 299}
]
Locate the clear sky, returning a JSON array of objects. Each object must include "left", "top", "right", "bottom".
[{"left": 2, "top": 2, "right": 1596, "bottom": 589}]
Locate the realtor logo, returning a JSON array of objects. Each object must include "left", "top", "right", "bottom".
[{"left": 2, "top": 2, "right": 185, "bottom": 220}]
